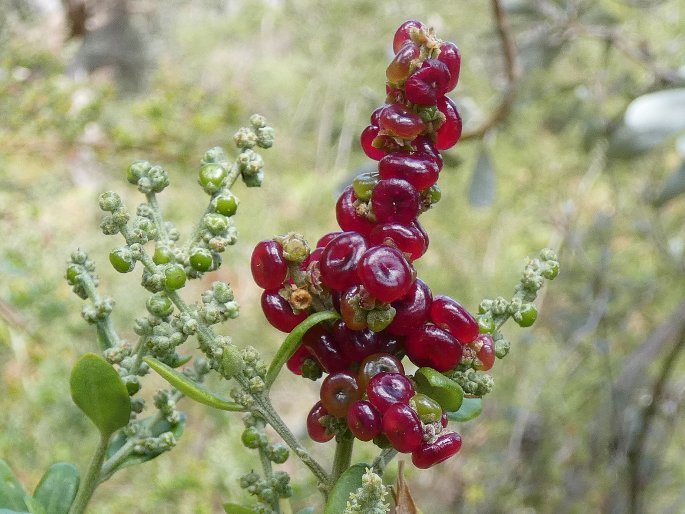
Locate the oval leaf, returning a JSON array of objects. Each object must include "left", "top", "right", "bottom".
[
  {"left": 144, "top": 357, "right": 244, "bottom": 411},
  {"left": 468, "top": 148, "right": 496, "bottom": 207},
  {"left": 324, "top": 463, "right": 368, "bottom": 514},
  {"left": 32, "top": 463, "right": 79, "bottom": 514},
  {"left": 0, "top": 460, "right": 26, "bottom": 511},
  {"left": 447, "top": 397, "right": 483, "bottom": 422},
  {"left": 625, "top": 88, "right": 685, "bottom": 134},
  {"left": 414, "top": 368, "right": 464, "bottom": 412},
  {"left": 21, "top": 498, "right": 44, "bottom": 514},
  {"left": 70, "top": 353, "right": 131, "bottom": 436},
  {"left": 265, "top": 310, "right": 341, "bottom": 388}
]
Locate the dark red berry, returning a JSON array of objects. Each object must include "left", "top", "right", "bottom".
[
  {"left": 367, "top": 372, "right": 415, "bottom": 413},
  {"left": 347, "top": 400, "right": 382, "bottom": 441},
  {"left": 387, "top": 41, "right": 420, "bottom": 84},
  {"left": 358, "top": 353, "right": 405, "bottom": 392},
  {"left": 317, "top": 232, "right": 342, "bottom": 248},
  {"left": 320, "top": 371, "right": 361, "bottom": 418},
  {"left": 251, "top": 240, "right": 287, "bottom": 290},
  {"left": 370, "top": 222, "right": 427, "bottom": 262},
  {"left": 435, "top": 96, "right": 462, "bottom": 150},
  {"left": 405, "top": 324, "right": 463, "bottom": 371},
  {"left": 360, "top": 125, "right": 385, "bottom": 160},
  {"left": 300, "top": 247, "right": 323, "bottom": 270},
  {"left": 430, "top": 295, "right": 479, "bottom": 343},
  {"left": 387, "top": 279, "right": 432, "bottom": 336},
  {"left": 336, "top": 186, "right": 375, "bottom": 236},
  {"left": 307, "top": 401, "right": 334, "bottom": 443},
  {"left": 413, "top": 136, "right": 442, "bottom": 164},
  {"left": 437, "top": 41, "right": 461, "bottom": 92},
  {"left": 261, "top": 290, "right": 308, "bottom": 333},
  {"left": 303, "top": 325, "right": 350, "bottom": 374},
  {"left": 333, "top": 322, "right": 381, "bottom": 362},
  {"left": 382, "top": 403, "right": 423, "bottom": 453},
  {"left": 357, "top": 245, "right": 414, "bottom": 303},
  {"left": 287, "top": 344, "right": 315, "bottom": 375},
  {"left": 378, "top": 151, "right": 441, "bottom": 192},
  {"left": 379, "top": 103, "right": 426, "bottom": 140},
  {"left": 472, "top": 333, "right": 495, "bottom": 371},
  {"left": 412, "top": 431, "right": 462, "bottom": 469},
  {"left": 441, "top": 412, "right": 449, "bottom": 428},
  {"left": 370, "top": 105, "right": 386, "bottom": 126},
  {"left": 392, "top": 20, "right": 426, "bottom": 53},
  {"left": 375, "top": 331, "right": 403, "bottom": 356},
  {"left": 405, "top": 59, "right": 451, "bottom": 106},
  {"left": 320, "top": 232, "right": 368, "bottom": 291},
  {"left": 338, "top": 285, "right": 370, "bottom": 331},
  {"left": 371, "top": 178, "right": 420, "bottom": 224}
]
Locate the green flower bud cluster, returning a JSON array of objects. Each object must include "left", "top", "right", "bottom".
[
  {"left": 344, "top": 468, "right": 389, "bottom": 514},
  {"left": 154, "top": 389, "right": 182, "bottom": 426},
  {"left": 127, "top": 161, "right": 170, "bottom": 194},
  {"left": 197, "top": 281, "right": 239, "bottom": 326},
  {"left": 65, "top": 250, "right": 98, "bottom": 300},
  {"left": 132, "top": 431, "right": 177, "bottom": 456},
  {"left": 81, "top": 297, "right": 115, "bottom": 324},
  {"left": 238, "top": 470, "right": 292, "bottom": 514},
  {"left": 447, "top": 369, "right": 495, "bottom": 396}
]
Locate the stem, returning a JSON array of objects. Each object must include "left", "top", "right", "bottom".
[
  {"left": 99, "top": 439, "right": 135, "bottom": 482},
  {"left": 131, "top": 335, "right": 148, "bottom": 375},
  {"left": 371, "top": 447, "right": 398, "bottom": 475},
  {"left": 258, "top": 445, "right": 281, "bottom": 514},
  {"left": 79, "top": 273, "right": 121, "bottom": 350},
  {"left": 145, "top": 193, "right": 170, "bottom": 242},
  {"left": 69, "top": 434, "right": 110, "bottom": 514},
  {"left": 330, "top": 431, "right": 354, "bottom": 488}
]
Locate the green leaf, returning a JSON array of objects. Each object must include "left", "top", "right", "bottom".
[
  {"left": 468, "top": 148, "right": 496, "bottom": 207},
  {"left": 0, "top": 510, "right": 28, "bottom": 514},
  {"left": 70, "top": 353, "right": 131, "bottom": 436},
  {"left": 0, "top": 460, "right": 26, "bottom": 511},
  {"left": 324, "top": 463, "right": 368, "bottom": 514},
  {"left": 144, "top": 357, "right": 244, "bottom": 411},
  {"left": 414, "top": 368, "right": 464, "bottom": 412},
  {"left": 265, "top": 310, "right": 341, "bottom": 388},
  {"left": 447, "top": 397, "right": 483, "bottom": 422},
  {"left": 32, "top": 463, "right": 79, "bottom": 514},
  {"left": 295, "top": 508, "right": 315, "bottom": 514},
  {"left": 22, "top": 497, "right": 45, "bottom": 514},
  {"left": 223, "top": 503, "right": 258, "bottom": 514}
]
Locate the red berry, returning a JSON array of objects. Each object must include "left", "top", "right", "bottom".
[
  {"left": 441, "top": 412, "right": 449, "bottom": 428},
  {"left": 387, "top": 41, "right": 420, "bottom": 84},
  {"left": 370, "top": 105, "right": 386, "bottom": 126},
  {"left": 357, "top": 245, "right": 414, "bottom": 303},
  {"left": 379, "top": 103, "right": 426, "bottom": 140},
  {"left": 367, "top": 372, "right": 415, "bottom": 413},
  {"left": 375, "top": 331, "right": 403, "bottom": 356},
  {"left": 437, "top": 42, "right": 461, "bottom": 92},
  {"left": 371, "top": 178, "right": 420, "bottom": 224},
  {"left": 307, "top": 401, "right": 334, "bottom": 443},
  {"left": 320, "top": 371, "right": 361, "bottom": 418},
  {"left": 435, "top": 96, "right": 462, "bottom": 150},
  {"left": 387, "top": 278, "right": 432, "bottom": 336},
  {"left": 357, "top": 353, "right": 405, "bottom": 392},
  {"left": 405, "top": 324, "right": 463, "bottom": 371},
  {"left": 317, "top": 231, "right": 342, "bottom": 248},
  {"left": 333, "top": 321, "right": 381, "bottom": 362},
  {"left": 303, "top": 325, "right": 350, "bottom": 374},
  {"left": 378, "top": 151, "right": 441, "bottom": 192},
  {"left": 392, "top": 20, "right": 426, "bottom": 53},
  {"left": 251, "top": 240, "right": 288, "bottom": 289},
  {"left": 411, "top": 431, "right": 462, "bottom": 469},
  {"left": 286, "top": 344, "right": 315, "bottom": 375},
  {"left": 405, "top": 59, "right": 451, "bottom": 106},
  {"left": 382, "top": 403, "right": 423, "bottom": 453},
  {"left": 300, "top": 247, "right": 323, "bottom": 270},
  {"left": 339, "top": 285, "right": 370, "bottom": 331},
  {"left": 370, "top": 222, "right": 428, "bottom": 262},
  {"left": 261, "top": 290, "right": 308, "bottom": 333},
  {"left": 472, "top": 333, "right": 496, "bottom": 371},
  {"left": 413, "top": 135, "right": 442, "bottom": 164},
  {"left": 360, "top": 125, "right": 385, "bottom": 160},
  {"left": 320, "top": 232, "right": 368, "bottom": 291},
  {"left": 347, "top": 400, "right": 382, "bottom": 441},
  {"left": 430, "top": 295, "right": 479, "bottom": 343},
  {"left": 336, "top": 186, "right": 375, "bottom": 236}
]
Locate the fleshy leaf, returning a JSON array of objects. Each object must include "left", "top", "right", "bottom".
[
  {"left": 413, "top": 368, "right": 464, "bottom": 412},
  {"left": 324, "top": 463, "right": 368, "bottom": 514},
  {"left": 21, "top": 498, "right": 44, "bottom": 514},
  {"left": 447, "top": 397, "right": 482, "bottom": 422},
  {"left": 69, "top": 353, "right": 131, "bottom": 437},
  {"left": 144, "top": 357, "right": 244, "bottom": 411},
  {"left": 33, "top": 463, "right": 79, "bottom": 514},
  {"left": 265, "top": 310, "right": 341, "bottom": 388},
  {"left": 0, "top": 460, "right": 26, "bottom": 511}
]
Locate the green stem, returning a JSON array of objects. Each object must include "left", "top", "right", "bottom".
[
  {"left": 98, "top": 439, "right": 135, "bottom": 482},
  {"left": 79, "top": 273, "right": 121, "bottom": 350},
  {"left": 258, "top": 445, "right": 280, "bottom": 514},
  {"left": 371, "top": 447, "right": 398, "bottom": 475},
  {"left": 145, "top": 193, "right": 170, "bottom": 242},
  {"left": 330, "top": 431, "right": 354, "bottom": 489},
  {"left": 69, "top": 434, "right": 110, "bottom": 514},
  {"left": 131, "top": 335, "right": 148, "bottom": 375}
]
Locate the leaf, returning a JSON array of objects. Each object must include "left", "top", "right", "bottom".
[
  {"left": 69, "top": 353, "right": 131, "bottom": 437},
  {"left": 653, "top": 161, "right": 685, "bottom": 207},
  {"left": 468, "top": 148, "right": 496, "bottom": 207},
  {"left": 32, "top": 463, "right": 79, "bottom": 514},
  {"left": 21, "top": 497, "right": 45, "bottom": 514},
  {"left": 144, "top": 357, "right": 244, "bottom": 411},
  {"left": 323, "top": 463, "right": 368, "bottom": 514},
  {"left": 625, "top": 88, "right": 685, "bottom": 134},
  {"left": 223, "top": 503, "right": 258, "bottom": 514},
  {"left": 447, "top": 397, "right": 483, "bottom": 422},
  {"left": 265, "top": 310, "right": 341, "bottom": 388},
  {"left": 295, "top": 508, "right": 315, "bottom": 514},
  {"left": 392, "top": 461, "right": 422, "bottom": 514},
  {"left": 607, "top": 122, "right": 670, "bottom": 159},
  {"left": 0, "top": 510, "right": 28, "bottom": 514},
  {"left": 0, "top": 461, "right": 25, "bottom": 511},
  {"left": 413, "top": 368, "right": 464, "bottom": 412}
]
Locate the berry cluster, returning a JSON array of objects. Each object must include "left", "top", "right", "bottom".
[{"left": 252, "top": 21, "right": 482, "bottom": 469}]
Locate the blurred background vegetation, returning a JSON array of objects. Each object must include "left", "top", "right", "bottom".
[{"left": 1, "top": 0, "right": 684, "bottom": 512}]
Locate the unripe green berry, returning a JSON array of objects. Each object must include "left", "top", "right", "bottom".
[
  {"left": 127, "top": 160, "right": 151, "bottom": 184},
  {"left": 477, "top": 312, "right": 496, "bottom": 334},
  {"left": 198, "top": 163, "right": 227, "bottom": 194},
  {"left": 65, "top": 264, "right": 81, "bottom": 284},
  {"left": 189, "top": 247, "right": 213, "bottom": 272},
  {"left": 268, "top": 444, "right": 289, "bottom": 464},
  {"left": 352, "top": 172, "right": 380, "bottom": 201},
  {"left": 213, "top": 193, "right": 239, "bottom": 217},
  {"left": 147, "top": 293, "right": 174, "bottom": 318},
  {"left": 249, "top": 113, "right": 266, "bottom": 129},
  {"left": 426, "top": 183, "right": 442, "bottom": 204},
  {"left": 542, "top": 261, "right": 560, "bottom": 280},
  {"left": 514, "top": 303, "right": 538, "bottom": 327},
  {"left": 204, "top": 213, "right": 229, "bottom": 234},
  {"left": 125, "top": 377, "right": 141, "bottom": 395},
  {"left": 366, "top": 306, "right": 396, "bottom": 332},
  {"left": 153, "top": 245, "right": 174, "bottom": 265},
  {"left": 164, "top": 264, "right": 187, "bottom": 290},
  {"left": 241, "top": 427, "right": 265, "bottom": 449},
  {"left": 109, "top": 247, "right": 136, "bottom": 273},
  {"left": 409, "top": 393, "right": 443, "bottom": 423}
]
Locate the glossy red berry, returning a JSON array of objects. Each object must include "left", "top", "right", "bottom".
[
  {"left": 430, "top": 295, "right": 479, "bottom": 343},
  {"left": 357, "top": 353, "right": 405, "bottom": 392},
  {"left": 300, "top": 247, "right": 323, "bottom": 270},
  {"left": 378, "top": 151, "right": 441, "bottom": 192},
  {"left": 317, "top": 231, "right": 342, "bottom": 248},
  {"left": 437, "top": 41, "right": 461, "bottom": 92},
  {"left": 412, "top": 431, "right": 462, "bottom": 469},
  {"left": 387, "top": 41, "right": 420, "bottom": 84},
  {"left": 307, "top": 402, "right": 334, "bottom": 443},
  {"left": 336, "top": 186, "right": 375, "bottom": 236},
  {"left": 338, "top": 285, "right": 370, "bottom": 331},
  {"left": 319, "top": 232, "right": 368, "bottom": 291},
  {"left": 473, "top": 333, "right": 496, "bottom": 371},
  {"left": 367, "top": 372, "right": 415, "bottom": 413},
  {"left": 405, "top": 324, "right": 463, "bottom": 371},
  {"left": 333, "top": 322, "right": 380, "bottom": 362},
  {"left": 251, "top": 240, "right": 288, "bottom": 290},
  {"left": 357, "top": 245, "right": 414, "bottom": 303},
  {"left": 261, "top": 290, "right": 308, "bottom": 333},
  {"left": 371, "top": 178, "right": 420, "bottom": 224},
  {"left": 387, "top": 278, "right": 432, "bottom": 336},
  {"left": 287, "top": 344, "right": 315, "bottom": 375},
  {"left": 370, "top": 105, "right": 386, "bottom": 126},
  {"left": 392, "top": 20, "right": 426, "bottom": 53},
  {"left": 435, "top": 96, "right": 462, "bottom": 150},
  {"left": 303, "top": 325, "right": 350, "bottom": 374},
  {"left": 378, "top": 103, "right": 426, "bottom": 140},
  {"left": 347, "top": 400, "right": 382, "bottom": 441},
  {"left": 405, "top": 59, "right": 451, "bottom": 106},
  {"left": 320, "top": 371, "right": 361, "bottom": 418},
  {"left": 360, "top": 125, "right": 385, "bottom": 160},
  {"left": 382, "top": 403, "right": 424, "bottom": 453}
]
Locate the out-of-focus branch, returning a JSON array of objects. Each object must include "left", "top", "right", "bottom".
[{"left": 461, "top": 0, "right": 522, "bottom": 141}]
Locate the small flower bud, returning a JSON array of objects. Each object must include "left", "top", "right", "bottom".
[
  {"left": 98, "top": 191, "right": 122, "bottom": 212},
  {"left": 242, "top": 170, "right": 264, "bottom": 187},
  {"left": 233, "top": 127, "right": 258, "bottom": 149},
  {"left": 274, "top": 232, "right": 310, "bottom": 263},
  {"left": 127, "top": 160, "right": 151, "bottom": 185},
  {"left": 147, "top": 292, "right": 174, "bottom": 318},
  {"left": 203, "top": 146, "right": 228, "bottom": 164},
  {"left": 249, "top": 113, "right": 267, "bottom": 129},
  {"left": 255, "top": 126, "right": 275, "bottom": 149},
  {"left": 204, "top": 213, "right": 229, "bottom": 235},
  {"left": 212, "top": 281, "right": 234, "bottom": 304},
  {"left": 147, "top": 165, "right": 169, "bottom": 193}
]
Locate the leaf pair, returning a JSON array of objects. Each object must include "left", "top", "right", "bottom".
[{"left": 0, "top": 460, "right": 79, "bottom": 514}]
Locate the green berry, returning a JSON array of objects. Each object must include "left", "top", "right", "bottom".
[
  {"left": 213, "top": 193, "right": 239, "bottom": 217},
  {"left": 189, "top": 248, "right": 213, "bottom": 272},
  {"left": 477, "top": 312, "right": 496, "bottom": 334},
  {"left": 109, "top": 247, "right": 136, "bottom": 273},
  {"left": 426, "top": 183, "right": 441, "bottom": 204},
  {"left": 153, "top": 245, "right": 174, "bottom": 265},
  {"left": 409, "top": 393, "right": 443, "bottom": 423},
  {"left": 65, "top": 264, "right": 81, "bottom": 284},
  {"left": 198, "top": 163, "right": 227, "bottom": 194},
  {"left": 542, "top": 261, "right": 559, "bottom": 280},
  {"left": 352, "top": 172, "right": 380, "bottom": 201},
  {"left": 241, "top": 427, "right": 265, "bottom": 449},
  {"left": 146, "top": 292, "right": 174, "bottom": 318},
  {"left": 204, "top": 213, "right": 229, "bottom": 234},
  {"left": 164, "top": 264, "right": 187, "bottom": 290},
  {"left": 127, "top": 160, "right": 151, "bottom": 184},
  {"left": 125, "top": 378, "right": 141, "bottom": 395},
  {"left": 515, "top": 303, "right": 538, "bottom": 327}
]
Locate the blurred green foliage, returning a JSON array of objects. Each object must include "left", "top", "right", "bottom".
[{"left": 1, "top": 0, "right": 684, "bottom": 512}]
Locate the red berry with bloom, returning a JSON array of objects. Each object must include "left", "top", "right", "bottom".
[{"left": 251, "top": 240, "right": 288, "bottom": 290}]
